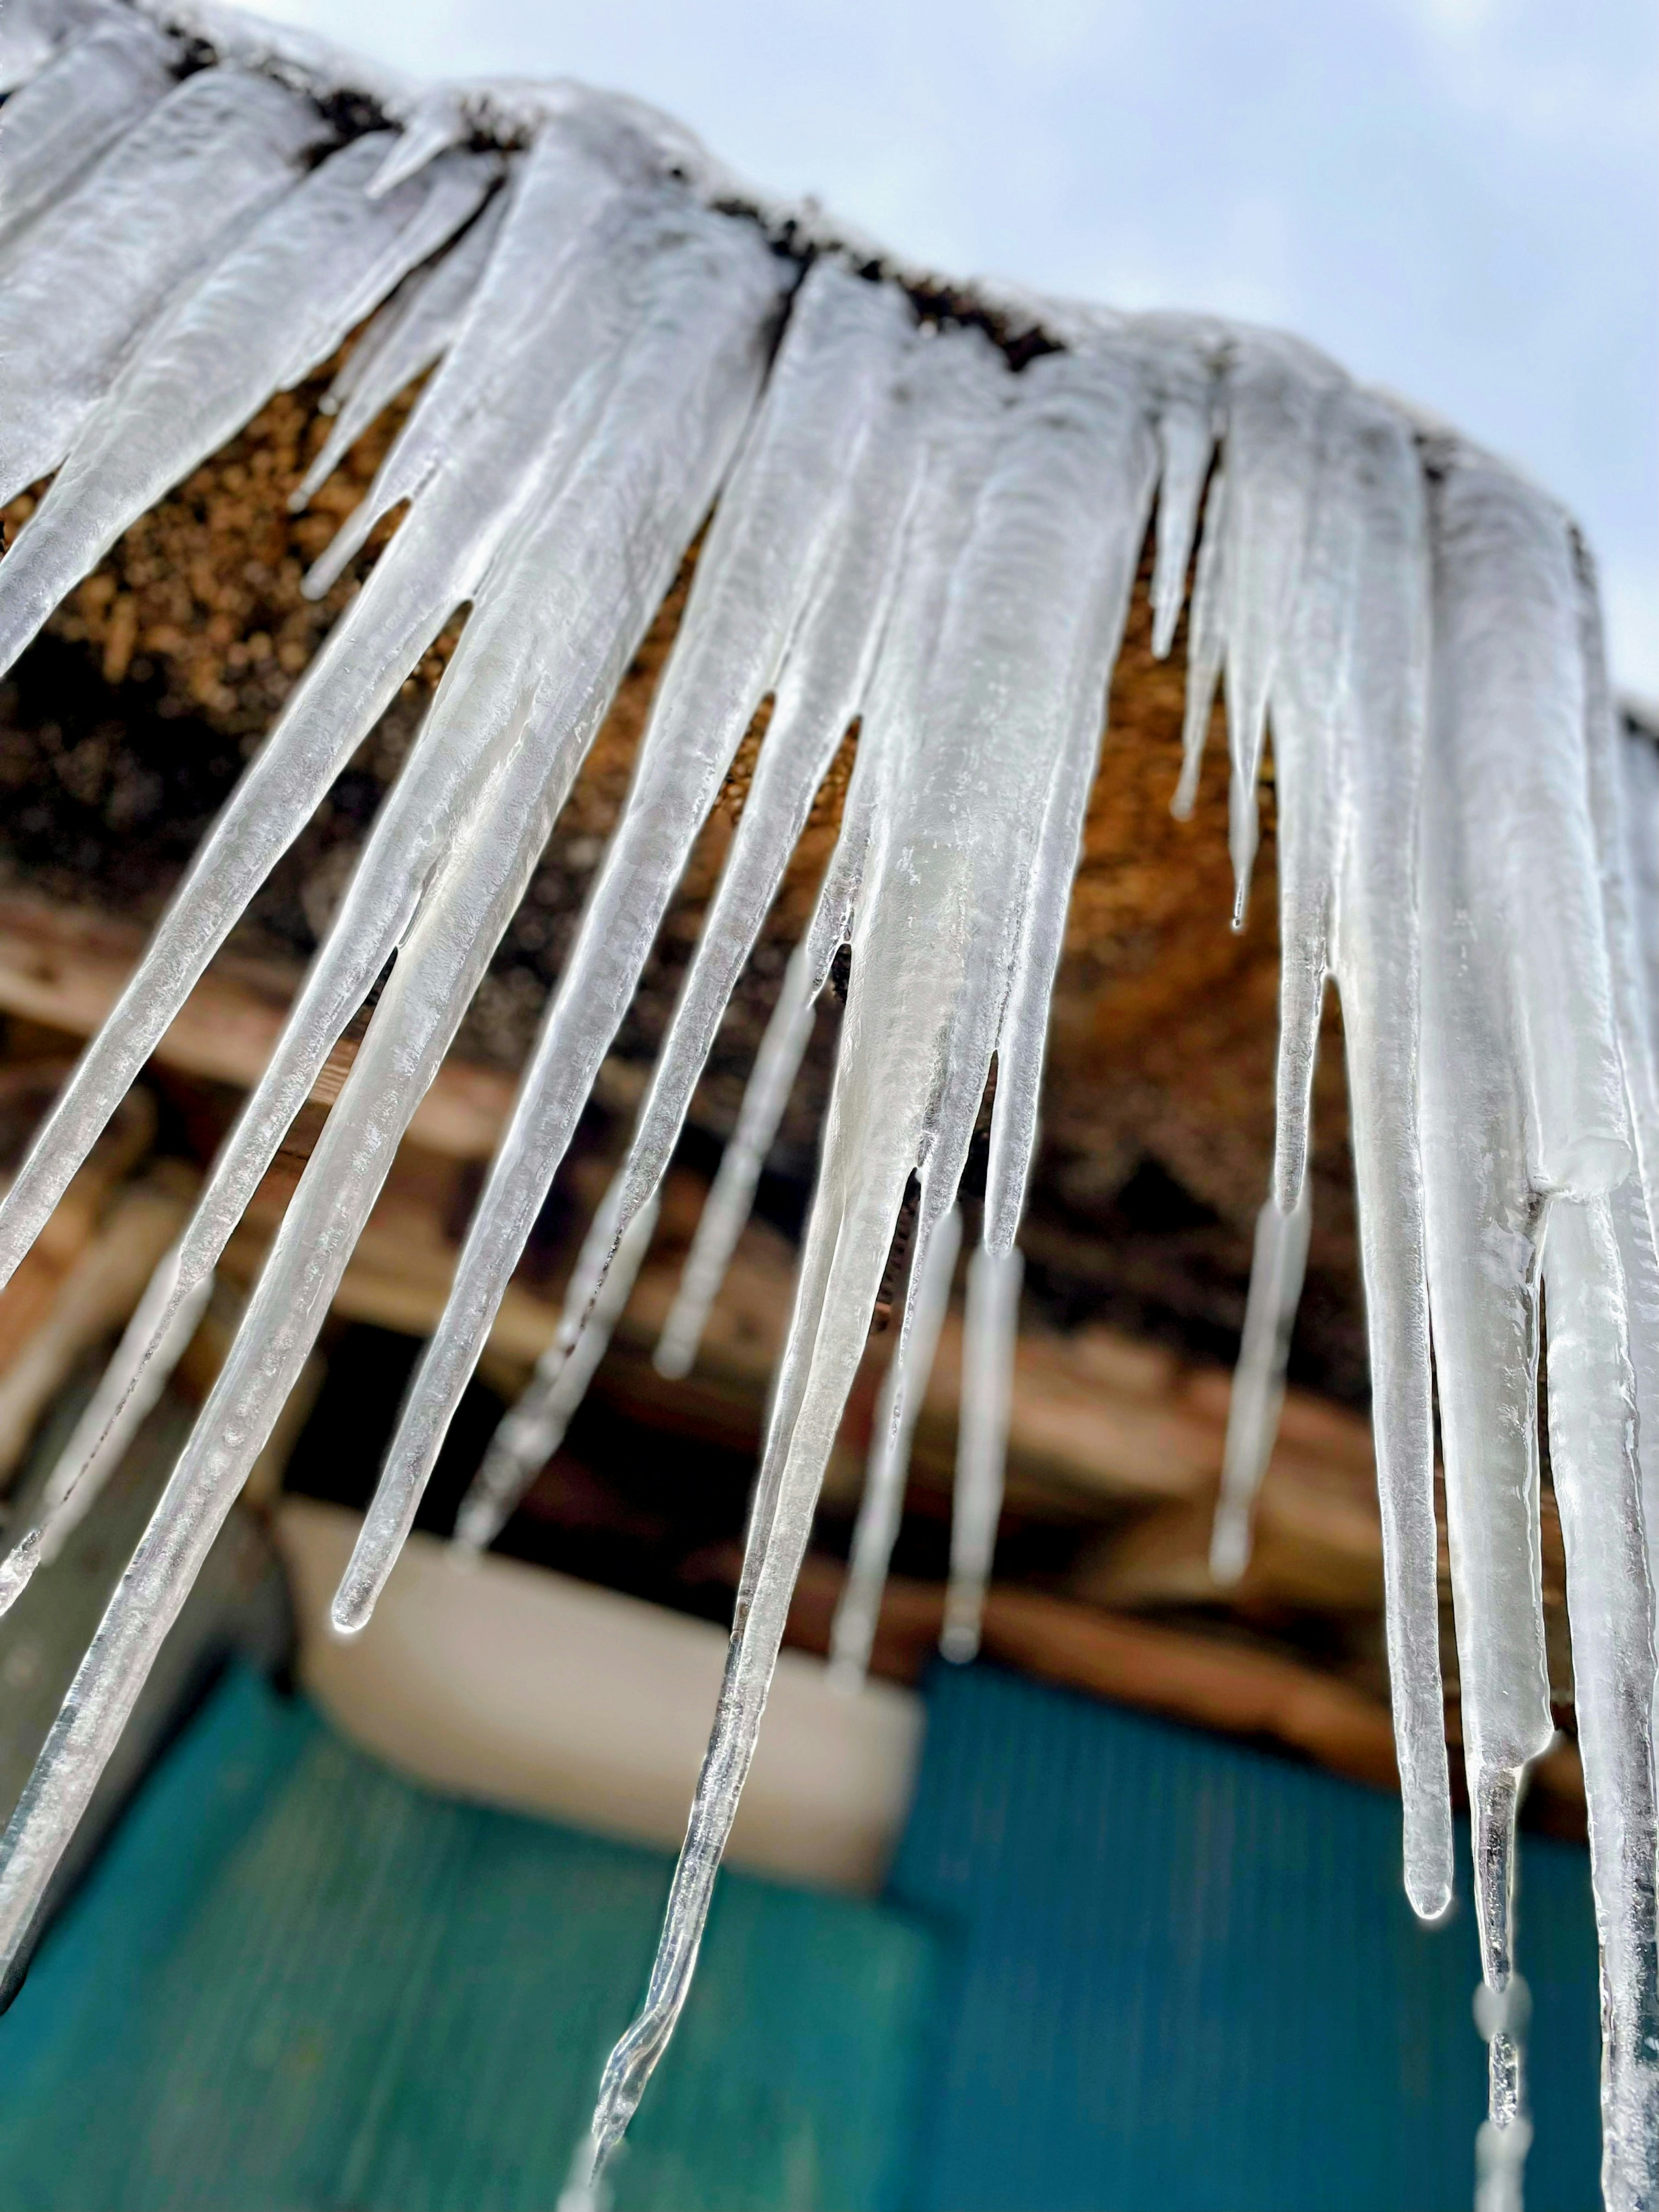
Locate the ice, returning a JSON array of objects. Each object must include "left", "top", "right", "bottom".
[
  {"left": 0, "top": 188, "right": 786, "bottom": 1982},
  {"left": 575, "top": 343, "right": 1161, "bottom": 2183},
  {"left": 1214, "top": 335, "right": 1343, "bottom": 919},
  {"left": 1139, "top": 320, "right": 1219, "bottom": 660},
  {"left": 0, "top": 21, "right": 1652, "bottom": 2193},
  {"left": 654, "top": 932, "right": 819, "bottom": 1380},
  {"left": 1430, "top": 448, "right": 1628, "bottom": 1202},
  {"left": 0, "top": 0, "right": 122, "bottom": 91},
  {"left": 293, "top": 188, "right": 509, "bottom": 510},
  {"left": 941, "top": 1243, "right": 1023, "bottom": 1663},
  {"left": 1209, "top": 1189, "right": 1311, "bottom": 1584},
  {"left": 0, "top": 14, "right": 175, "bottom": 249},
  {"left": 0, "top": 67, "right": 328, "bottom": 505},
  {"left": 0, "top": 122, "right": 708, "bottom": 1298},
  {"left": 0, "top": 133, "right": 498, "bottom": 675},
  {"left": 1422, "top": 442, "right": 1617, "bottom": 1984},
  {"left": 21, "top": 176, "right": 775, "bottom": 1536},
  {"left": 1543, "top": 1195, "right": 1659, "bottom": 2209},
  {"left": 331, "top": 259, "right": 929, "bottom": 1631},
  {"left": 1327, "top": 391, "right": 1449, "bottom": 1922},
  {"left": 1475, "top": 1974, "right": 1533, "bottom": 2212},
  {"left": 520, "top": 278, "right": 923, "bottom": 1381},
  {"left": 454, "top": 1193, "right": 661, "bottom": 1557},
  {"left": 828, "top": 1205, "right": 962, "bottom": 1685},
  {"left": 1171, "top": 464, "right": 1226, "bottom": 819}
]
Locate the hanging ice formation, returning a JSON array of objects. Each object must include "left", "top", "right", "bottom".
[{"left": 0, "top": 3, "right": 1654, "bottom": 2202}]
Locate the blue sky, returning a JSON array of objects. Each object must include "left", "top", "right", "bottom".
[{"left": 256, "top": 0, "right": 1657, "bottom": 695}]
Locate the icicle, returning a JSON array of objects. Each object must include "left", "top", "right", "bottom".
[
  {"left": 369, "top": 87, "right": 471, "bottom": 197},
  {"left": 654, "top": 934, "right": 818, "bottom": 1380},
  {"left": 300, "top": 102, "right": 690, "bottom": 598},
  {"left": 534, "top": 317, "right": 1005, "bottom": 1388},
  {"left": 1207, "top": 379, "right": 1358, "bottom": 1589},
  {"left": 828, "top": 1205, "right": 961, "bottom": 1686},
  {"left": 0, "top": 0, "right": 119, "bottom": 92},
  {"left": 524, "top": 282, "right": 930, "bottom": 1375},
  {"left": 0, "top": 199, "right": 787, "bottom": 1986},
  {"left": 572, "top": 346, "right": 1161, "bottom": 2186},
  {"left": 1322, "top": 389, "right": 1451, "bottom": 1922},
  {"left": 1209, "top": 1189, "right": 1312, "bottom": 1584},
  {"left": 1580, "top": 549, "right": 1659, "bottom": 1264},
  {"left": 1215, "top": 334, "right": 1342, "bottom": 919},
  {"left": 293, "top": 189, "right": 509, "bottom": 509},
  {"left": 0, "top": 134, "right": 498, "bottom": 675},
  {"left": 454, "top": 1194, "right": 660, "bottom": 1557},
  {"left": 0, "top": 67, "right": 330, "bottom": 505},
  {"left": 0, "top": 1252, "right": 213, "bottom": 1611},
  {"left": 0, "top": 122, "right": 697, "bottom": 1298},
  {"left": 332, "top": 259, "right": 929, "bottom": 1633},
  {"left": 1542, "top": 1195, "right": 1659, "bottom": 2209},
  {"left": 0, "top": 15, "right": 175, "bottom": 251},
  {"left": 1139, "top": 322, "right": 1218, "bottom": 661},
  {"left": 941, "top": 1243, "right": 1023, "bottom": 1663},
  {"left": 1171, "top": 465, "right": 1226, "bottom": 819},
  {"left": 4, "top": 182, "right": 775, "bottom": 1516},
  {"left": 1475, "top": 1973, "right": 1534, "bottom": 2212},
  {"left": 1431, "top": 446, "right": 1629, "bottom": 1201}
]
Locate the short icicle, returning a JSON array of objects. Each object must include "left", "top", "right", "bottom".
[
  {"left": 1209, "top": 1189, "right": 1312, "bottom": 1584},
  {"left": 454, "top": 1193, "right": 661, "bottom": 1557},
  {"left": 941, "top": 1241, "right": 1023, "bottom": 1663},
  {"left": 828, "top": 1205, "right": 962, "bottom": 1686}
]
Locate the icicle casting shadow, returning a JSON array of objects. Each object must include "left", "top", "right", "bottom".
[{"left": 0, "top": 3, "right": 1655, "bottom": 2203}]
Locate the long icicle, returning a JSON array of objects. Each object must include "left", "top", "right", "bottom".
[
  {"left": 516, "top": 288, "right": 934, "bottom": 1382},
  {"left": 1328, "top": 389, "right": 1451, "bottom": 1922},
  {"left": 0, "top": 117, "right": 687, "bottom": 1297},
  {"left": 1542, "top": 1195, "right": 1659, "bottom": 2210},
  {"left": 0, "top": 198, "right": 787, "bottom": 1991},
  {"left": 572, "top": 343, "right": 1160, "bottom": 2187},
  {"left": 1207, "top": 370, "right": 1353, "bottom": 1587},
  {"left": 332, "top": 259, "right": 924, "bottom": 1632},
  {"left": 530, "top": 322, "right": 1009, "bottom": 1400}
]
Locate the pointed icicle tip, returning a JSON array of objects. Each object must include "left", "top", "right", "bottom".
[{"left": 0, "top": 1528, "right": 43, "bottom": 1618}]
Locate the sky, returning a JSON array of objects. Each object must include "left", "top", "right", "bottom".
[{"left": 253, "top": 0, "right": 1658, "bottom": 696}]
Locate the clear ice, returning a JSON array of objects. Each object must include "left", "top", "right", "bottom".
[{"left": 0, "top": 13, "right": 1653, "bottom": 2206}]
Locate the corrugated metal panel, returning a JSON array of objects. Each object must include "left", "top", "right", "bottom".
[
  {"left": 888, "top": 1662, "right": 1601, "bottom": 2212},
  {"left": 0, "top": 1664, "right": 939, "bottom": 2212}
]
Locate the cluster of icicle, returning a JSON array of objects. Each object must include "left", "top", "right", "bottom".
[{"left": 0, "top": 3, "right": 1655, "bottom": 2204}]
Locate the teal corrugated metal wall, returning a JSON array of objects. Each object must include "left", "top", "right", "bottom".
[
  {"left": 0, "top": 1666, "right": 938, "bottom": 2212},
  {"left": 0, "top": 1650, "right": 1607, "bottom": 2211},
  {"left": 889, "top": 1662, "right": 1602, "bottom": 2212}
]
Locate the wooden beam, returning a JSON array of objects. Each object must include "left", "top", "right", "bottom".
[{"left": 0, "top": 892, "right": 516, "bottom": 1159}]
